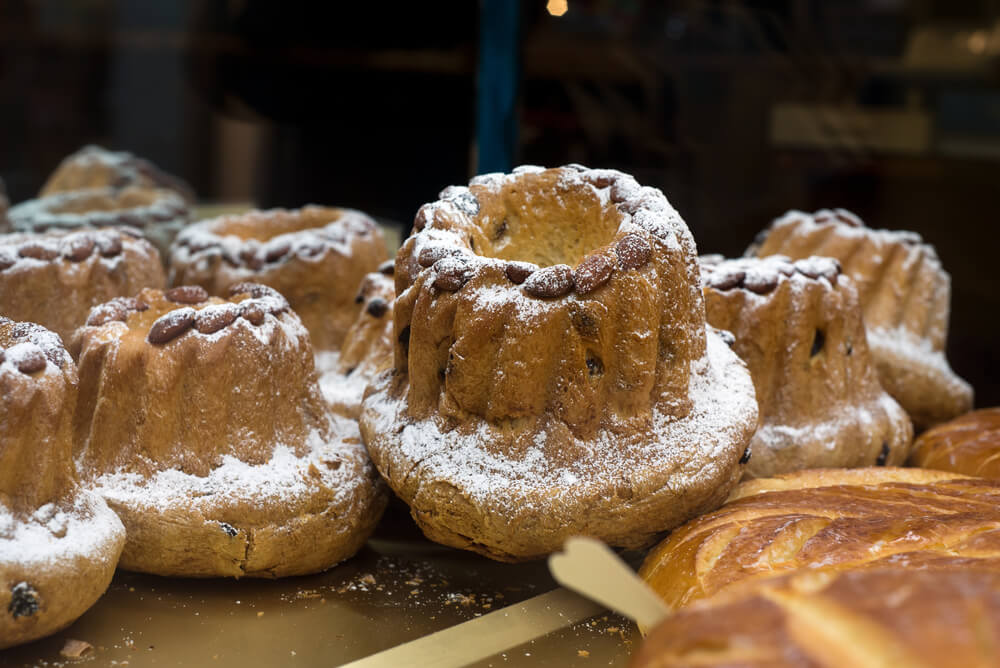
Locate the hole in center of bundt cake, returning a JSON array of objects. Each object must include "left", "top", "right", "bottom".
[
  {"left": 472, "top": 176, "right": 623, "bottom": 268},
  {"left": 218, "top": 207, "right": 344, "bottom": 241}
]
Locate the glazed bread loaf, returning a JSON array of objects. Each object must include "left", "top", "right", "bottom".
[
  {"left": 639, "top": 468, "right": 1000, "bottom": 610},
  {"left": 631, "top": 561, "right": 1000, "bottom": 668},
  {"left": 909, "top": 407, "right": 1000, "bottom": 478}
]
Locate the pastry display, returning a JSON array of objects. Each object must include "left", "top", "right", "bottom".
[
  {"left": 169, "top": 206, "right": 388, "bottom": 376},
  {"left": 909, "top": 407, "right": 1000, "bottom": 477},
  {"left": 322, "top": 264, "right": 396, "bottom": 418},
  {"left": 631, "top": 562, "right": 1000, "bottom": 668},
  {"left": 0, "top": 319, "right": 125, "bottom": 649},
  {"left": 700, "top": 255, "right": 913, "bottom": 477},
  {"left": 360, "top": 165, "right": 759, "bottom": 562},
  {"left": 40, "top": 145, "right": 196, "bottom": 203},
  {"left": 638, "top": 467, "right": 999, "bottom": 610},
  {"left": 747, "top": 208, "right": 972, "bottom": 429},
  {"left": 72, "top": 284, "right": 387, "bottom": 577},
  {"left": 7, "top": 186, "right": 190, "bottom": 260},
  {"left": 0, "top": 227, "right": 166, "bottom": 343}
]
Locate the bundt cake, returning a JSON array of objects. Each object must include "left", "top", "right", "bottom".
[
  {"left": 322, "top": 263, "right": 396, "bottom": 418},
  {"left": 631, "top": 562, "right": 1000, "bottom": 668},
  {"left": 41, "top": 145, "right": 196, "bottom": 203},
  {"left": 700, "top": 255, "right": 912, "bottom": 477},
  {"left": 0, "top": 227, "right": 165, "bottom": 343},
  {"left": 8, "top": 186, "right": 190, "bottom": 260},
  {"left": 360, "top": 165, "right": 759, "bottom": 562},
  {"left": 909, "top": 407, "right": 1000, "bottom": 478},
  {"left": 0, "top": 319, "right": 125, "bottom": 649},
  {"left": 748, "top": 209, "right": 972, "bottom": 429},
  {"left": 638, "top": 468, "right": 1000, "bottom": 611},
  {"left": 72, "top": 284, "right": 387, "bottom": 577},
  {"left": 169, "top": 207, "right": 388, "bottom": 364}
]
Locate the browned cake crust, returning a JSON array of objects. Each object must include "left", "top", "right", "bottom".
[
  {"left": 748, "top": 209, "right": 972, "bottom": 429},
  {"left": 72, "top": 285, "right": 387, "bottom": 578},
  {"left": 638, "top": 467, "right": 998, "bottom": 611},
  {"left": 700, "top": 255, "right": 913, "bottom": 477},
  {"left": 0, "top": 227, "right": 165, "bottom": 343},
  {"left": 631, "top": 562, "right": 1000, "bottom": 668},
  {"left": 7, "top": 186, "right": 190, "bottom": 261},
  {"left": 0, "top": 319, "right": 125, "bottom": 649},
  {"left": 321, "top": 264, "right": 396, "bottom": 418},
  {"left": 360, "top": 165, "right": 758, "bottom": 561},
  {"left": 40, "top": 145, "right": 196, "bottom": 203},
  {"left": 909, "top": 407, "right": 1000, "bottom": 477},
  {"left": 169, "top": 206, "right": 388, "bottom": 353}
]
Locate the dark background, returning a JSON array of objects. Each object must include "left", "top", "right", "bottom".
[{"left": 1, "top": 0, "right": 998, "bottom": 407}]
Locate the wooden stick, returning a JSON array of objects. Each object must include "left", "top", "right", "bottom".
[
  {"left": 341, "top": 587, "right": 605, "bottom": 668},
  {"left": 548, "top": 536, "right": 669, "bottom": 631}
]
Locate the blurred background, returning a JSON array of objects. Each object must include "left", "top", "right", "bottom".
[{"left": 1, "top": 0, "right": 998, "bottom": 405}]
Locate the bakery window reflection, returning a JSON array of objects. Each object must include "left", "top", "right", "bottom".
[{"left": 0, "top": 0, "right": 998, "bottom": 405}]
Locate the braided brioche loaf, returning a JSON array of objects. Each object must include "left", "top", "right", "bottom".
[
  {"left": 909, "top": 407, "right": 1000, "bottom": 478},
  {"left": 632, "top": 560, "right": 1000, "bottom": 668},
  {"left": 639, "top": 468, "right": 1000, "bottom": 610}
]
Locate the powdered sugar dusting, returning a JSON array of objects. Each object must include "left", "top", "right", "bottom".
[
  {"left": 172, "top": 208, "right": 376, "bottom": 277},
  {"left": 363, "top": 331, "right": 756, "bottom": 516},
  {"left": 93, "top": 421, "right": 368, "bottom": 521},
  {"left": 316, "top": 349, "right": 374, "bottom": 414},
  {"left": 0, "top": 489, "right": 124, "bottom": 569}
]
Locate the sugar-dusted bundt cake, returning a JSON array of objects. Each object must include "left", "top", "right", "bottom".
[
  {"left": 638, "top": 467, "right": 999, "bottom": 612},
  {"left": 909, "top": 407, "right": 1000, "bottom": 478},
  {"left": 41, "top": 145, "right": 196, "bottom": 203},
  {"left": 72, "top": 284, "right": 387, "bottom": 577},
  {"left": 169, "top": 207, "right": 388, "bottom": 361},
  {"left": 321, "top": 263, "right": 396, "bottom": 418},
  {"left": 700, "top": 255, "right": 912, "bottom": 477},
  {"left": 360, "top": 165, "right": 759, "bottom": 562},
  {"left": 0, "top": 319, "right": 125, "bottom": 649},
  {"left": 631, "top": 563, "right": 1000, "bottom": 668},
  {"left": 748, "top": 209, "right": 972, "bottom": 429},
  {"left": 0, "top": 227, "right": 165, "bottom": 343},
  {"left": 8, "top": 186, "right": 190, "bottom": 260}
]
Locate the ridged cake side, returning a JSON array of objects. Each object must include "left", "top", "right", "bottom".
[
  {"left": 361, "top": 165, "right": 759, "bottom": 561},
  {"left": 0, "top": 319, "right": 125, "bottom": 649},
  {"left": 72, "top": 285, "right": 386, "bottom": 577},
  {"left": 170, "top": 206, "right": 387, "bottom": 351},
  {"left": 0, "top": 321, "right": 78, "bottom": 510},
  {"left": 393, "top": 166, "right": 707, "bottom": 440},
  {"left": 321, "top": 268, "right": 396, "bottom": 418},
  {"left": 0, "top": 228, "right": 165, "bottom": 343},
  {"left": 702, "top": 255, "right": 913, "bottom": 477},
  {"left": 73, "top": 286, "right": 326, "bottom": 476},
  {"left": 751, "top": 209, "right": 973, "bottom": 427}
]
